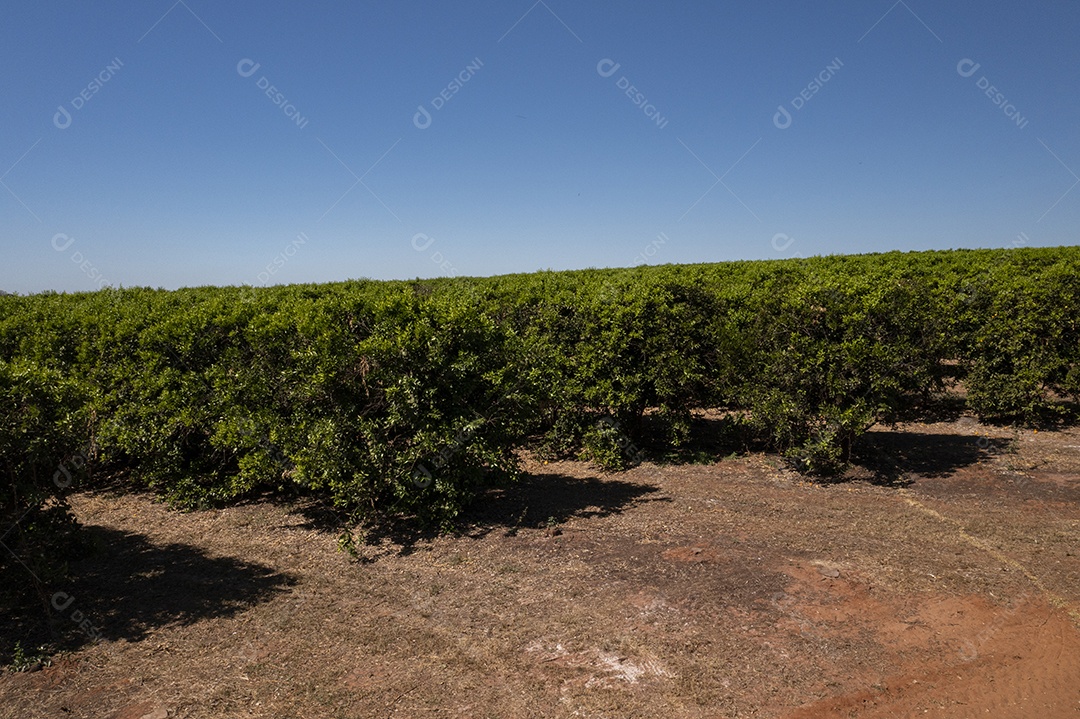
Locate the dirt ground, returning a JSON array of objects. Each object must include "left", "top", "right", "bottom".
[{"left": 2, "top": 415, "right": 1079, "bottom": 718}]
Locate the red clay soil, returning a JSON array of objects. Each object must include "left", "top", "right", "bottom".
[{"left": 1, "top": 417, "right": 1078, "bottom": 718}]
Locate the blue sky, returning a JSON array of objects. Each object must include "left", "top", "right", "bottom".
[{"left": 2, "top": 1, "right": 1078, "bottom": 293}]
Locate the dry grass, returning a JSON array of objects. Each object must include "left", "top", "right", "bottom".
[{"left": 2, "top": 417, "right": 1079, "bottom": 718}]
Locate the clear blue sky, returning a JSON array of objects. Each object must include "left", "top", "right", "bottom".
[{"left": 3, "top": 1, "right": 1078, "bottom": 293}]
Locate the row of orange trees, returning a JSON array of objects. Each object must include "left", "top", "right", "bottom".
[{"left": 2, "top": 247, "right": 1078, "bottom": 595}]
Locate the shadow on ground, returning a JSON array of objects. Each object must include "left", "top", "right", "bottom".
[
  {"left": 847, "top": 431, "right": 1012, "bottom": 486},
  {"left": 469, "top": 470, "right": 668, "bottom": 533},
  {"left": 635, "top": 409, "right": 1018, "bottom": 488},
  {"left": 642, "top": 412, "right": 764, "bottom": 465},
  {"left": 347, "top": 471, "right": 667, "bottom": 561},
  {"left": 1, "top": 525, "right": 297, "bottom": 661}
]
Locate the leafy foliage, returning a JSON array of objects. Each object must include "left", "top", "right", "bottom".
[
  {"left": 0, "top": 358, "right": 89, "bottom": 605},
  {"left": 0, "top": 246, "right": 1076, "bottom": 539}
]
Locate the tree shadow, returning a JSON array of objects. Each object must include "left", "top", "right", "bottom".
[
  {"left": 844, "top": 430, "right": 1013, "bottom": 486},
  {"left": 632, "top": 409, "right": 1019, "bottom": 489},
  {"left": 975, "top": 399, "right": 1080, "bottom": 431},
  {"left": 640, "top": 411, "right": 765, "bottom": 465},
  {"left": 469, "top": 470, "right": 669, "bottom": 532},
  {"left": 351, "top": 471, "right": 667, "bottom": 562},
  {"left": 1, "top": 525, "right": 297, "bottom": 661},
  {"left": 890, "top": 394, "right": 970, "bottom": 424}
]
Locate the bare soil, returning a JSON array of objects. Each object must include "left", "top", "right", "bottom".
[{"left": 2, "top": 416, "right": 1079, "bottom": 718}]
